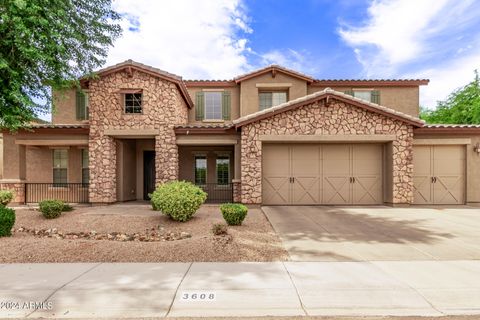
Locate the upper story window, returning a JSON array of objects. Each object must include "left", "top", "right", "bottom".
[
  {"left": 53, "top": 149, "right": 68, "bottom": 186},
  {"left": 195, "top": 91, "right": 231, "bottom": 121},
  {"left": 125, "top": 93, "right": 142, "bottom": 114},
  {"left": 259, "top": 91, "right": 288, "bottom": 110},
  {"left": 346, "top": 89, "right": 380, "bottom": 104},
  {"left": 75, "top": 90, "right": 89, "bottom": 120}
]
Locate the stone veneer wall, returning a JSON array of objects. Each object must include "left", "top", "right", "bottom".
[
  {"left": 240, "top": 99, "right": 414, "bottom": 204},
  {"left": 0, "top": 182, "right": 25, "bottom": 204},
  {"left": 88, "top": 70, "right": 188, "bottom": 203}
]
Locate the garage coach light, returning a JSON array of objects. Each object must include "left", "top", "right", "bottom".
[{"left": 474, "top": 143, "right": 480, "bottom": 155}]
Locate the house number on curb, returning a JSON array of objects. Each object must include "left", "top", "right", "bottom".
[{"left": 180, "top": 291, "right": 216, "bottom": 301}]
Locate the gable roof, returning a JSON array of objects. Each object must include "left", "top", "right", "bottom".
[
  {"left": 83, "top": 60, "right": 193, "bottom": 108},
  {"left": 312, "top": 79, "right": 429, "bottom": 86},
  {"left": 233, "top": 88, "right": 425, "bottom": 128},
  {"left": 234, "top": 65, "right": 315, "bottom": 83}
]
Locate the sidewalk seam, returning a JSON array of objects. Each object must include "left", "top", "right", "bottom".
[
  {"left": 165, "top": 262, "right": 192, "bottom": 317},
  {"left": 282, "top": 262, "right": 308, "bottom": 316},
  {"left": 25, "top": 263, "right": 103, "bottom": 318}
]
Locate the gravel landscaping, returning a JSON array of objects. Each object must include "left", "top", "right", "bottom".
[{"left": 0, "top": 203, "right": 288, "bottom": 263}]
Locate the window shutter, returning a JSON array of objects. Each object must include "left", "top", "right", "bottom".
[
  {"left": 371, "top": 90, "right": 380, "bottom": 104},
  {"left": 76, "top": 90, "right": 86, "bottom": 120},
  {"left": 195, "top": 92, "right": 204, "bottom": 121},
  {"left": 344, "top": 90, "right": 354, "bottom": 96},
  {"left": 222, "top": 91, "right": 231, "bottom": 120}
]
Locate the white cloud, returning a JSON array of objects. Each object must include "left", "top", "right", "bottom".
[
  {"left": 257, "top": 49, "right": 316, "bottom": 75},
  {"left": 107, "top": 0, "right": 252, "bottom": 79},
  {"left": 338, "top": 0, "right": 480, "bottom": 109}
]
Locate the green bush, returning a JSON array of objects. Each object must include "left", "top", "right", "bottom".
[
  {"left": 220, "top": 203, "right": 248, "bottom": 225},
  {"left": 0, "top": 190, "right": 14, "bottom": 206},
  {"left": 39, "top": 200, "right": 65, "bottom": 219},
  {"left": 0, "top": 206, "right": 15, "bottom": 237},
  {"left": 62, "top": 203, "right": 74, "bottom": 212},
  {"left": 212, "top": 223, "right": 228, "bottom": 236},
  {"left": 150, "top": 181, "right": 207, "bottom": 222}
]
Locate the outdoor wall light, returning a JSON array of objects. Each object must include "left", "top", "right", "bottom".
[{"left": 474, "top": 143, "right": 480, "bottom": 155}]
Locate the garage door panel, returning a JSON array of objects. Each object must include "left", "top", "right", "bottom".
[
  {"left": 413, "top": 145, "right": 465, "bottom": 205},
  {"left": 323, "top": 176, "right": 350, "bottom": 204},
  {"left": 262, "top": 144, "right": 290, "bottom": 205},
  {"left": 291, "top": 145, "right": 321, "bottom": 204},
  {"left": 352, "top": 144, "right": 383, "bottom": 204}
]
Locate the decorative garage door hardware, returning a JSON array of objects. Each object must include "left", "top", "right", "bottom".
[
  {"left": 413, "top": 145, "right": 465, "bottom": 205},
  {"left": 262, "top": 143, "right": 383, "bottom": 205}
]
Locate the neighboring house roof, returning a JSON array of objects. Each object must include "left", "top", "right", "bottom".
[
  {"left": 27, "top": 124, "right": 90, "bottom": 129},
  {"left": 83, "top": 60, "right": 194, "bottom": 109},
  {"left": 234, "top": 65, "right": 315, "bottom": 83},
  {"left": 233, "top": 88, "right": 425, "bottom": 128}
]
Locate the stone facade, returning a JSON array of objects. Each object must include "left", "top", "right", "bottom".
[
  {"left": 88, "top": 69, "right": 188, "bottom": 203},
  {"left": 240, "top": 99, "right": 414, "bottom": 204},
  {"left": 0, "top": 182, "right": 25, "bottom": 204}
]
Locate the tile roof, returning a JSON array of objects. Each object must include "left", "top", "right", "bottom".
[
  {"left": 234, "top": 65, "right": 315, "bottom": 83},
  {"left": 423, "top": 124, "right": 480, "bottom": 128},
  {"left": 233, "top": 88, "right": 425, "bottom": 127},
  {"left": 175, "top": 123, "right": 234, "bottom": 129},
  {"left": 27, "top": 124, "right": 90, "bottom": 129}
]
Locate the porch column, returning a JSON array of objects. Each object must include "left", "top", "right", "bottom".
[
  {"left": 0, "top": 134, "right": 26, "bottom": 203},
  {"left": 233, "top": 140, "right": 242, "bottom": 203}
]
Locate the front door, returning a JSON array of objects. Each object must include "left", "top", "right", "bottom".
[{"left": 143, "top": 151, "right": 155, "bottom": 200}]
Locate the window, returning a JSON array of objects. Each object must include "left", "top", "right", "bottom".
[
  {"left": 125, "top": 93, "right": 142, "bottom": 113},
  {"left": 353, "top": 90, "right": 372, "bottom": 102},
  {"left": 216, "top": 156, "right": 230, "bottom": 185},
  {"left": 347, "top": 90, "right": 380, "bottom": 104},
  {"left": 259, "top": 91, "right": 287, "bottom": 110},
  {"left": 53, "top": 149, "right": 68, "bottom": 186},
  {"left": 81, "top": 149, "right": 89, "bottom": 185},
  {"left": 204, "top": 92, "right": 222, "bottom": 120},
  {"left": 194, "top": 156, "right": 207, "bottom": 185},
  {"left": 76, "top": 90, "right": 89, "bottom": 120}
]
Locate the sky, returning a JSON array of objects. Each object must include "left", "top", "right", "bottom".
[{"left": 105, "top": 0, "right": 480, "bottom": 109}]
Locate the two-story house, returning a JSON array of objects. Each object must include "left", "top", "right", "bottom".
[{"left": 1, "top": 60, "right": 480, "bottom": 206}]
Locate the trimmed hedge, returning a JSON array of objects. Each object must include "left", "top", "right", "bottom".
[
  {"left": 150, "top": 181, "right": 207, "bottom": 222},
  {"left": 0, "top": 190, "right": 14, "bottom": 206},
  {"left": 220, "top": 203, "right": 248, "bottom": 225},
  {"left": 39, "top": 200, "right": 65, "bottom": 219},
  {"left": 0, "top": 206, "right": 15, "bottom": 237}
]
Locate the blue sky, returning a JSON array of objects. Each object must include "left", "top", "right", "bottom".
[{"left": 105, "top": 0, "right": 480, "bottom": 108}]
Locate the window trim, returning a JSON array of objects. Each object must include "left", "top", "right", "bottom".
[
  {"left": 215, "top": 155, "right": 230, "bottom": 186},
  {"left": 52, "top": 149, "right": 68, "bottom": 186},
  {"left": 258, "top": 90, "right": 288, "bottom": 111},
  {"left": 194, "top": 155, "right": 207, "bottom": 185},
  {"left": 203, "top": 91, "right": 223, "bottom": 120}
]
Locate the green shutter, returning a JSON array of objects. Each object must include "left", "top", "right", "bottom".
[
  {"left": 344, "top": 90, "right": 354, "bottom": 96},
  {"left": 371, "top": 90, "right": 380, "bottom": 104},
  {"left": 222, "top": 91, "right": 231, "bottom": 120},
  {"left": 195, "top": 92, "right": 204, "bottom": 121},
  {"left": 76, "top": 90, "right": 86, "bottom": 120}
]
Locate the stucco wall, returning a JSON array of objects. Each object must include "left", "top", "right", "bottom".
[
  {"left": 309, "top": 86, "right": 420, "bottom": 118},
  {"left": 413, "top": 133, "right": 480, "bottom": 205},
  {"left": 88, "top": 69, "right": 188, "bottom": 203},
  {"left": 240, "top": 99, "right": 414, "bottom": 204},
  {"left": 52, "top": 89, "right": 86, "bottom": 124},
  {"left": 240, "top": 72, "right": 308, "bottom": 117}
]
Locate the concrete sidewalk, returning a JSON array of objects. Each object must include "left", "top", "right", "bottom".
[{"left": 0, "top": 261, "right": 479, "bottom": 318}]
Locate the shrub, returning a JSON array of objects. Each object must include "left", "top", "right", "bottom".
[
  {"left": 0, "top": 190, "right": 14, "bottom": 207},
  {"left": 0, "top": 206, "right": 15, "bottom": 237},
  {"left": 39, "top": 200, "right": 65, "bottom": 219},
  {"left": 150, "top": 181, "right": 207, "bottom": 222},
  {"left": 220, "top": 203, "right": 248, "bottom": 226},
  {"left": 62, "top": 203, "right": 74, "bottom": 212},
  {"left": 212, "top": 223, "right": 228, "bottom": 236}
]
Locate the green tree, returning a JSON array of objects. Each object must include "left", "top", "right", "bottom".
[
  {"left": 420, "top": 70, "right": 480, "bottom": 124},
  {"left": 0, "top": 0, "right": 121, "bottom": 131}
]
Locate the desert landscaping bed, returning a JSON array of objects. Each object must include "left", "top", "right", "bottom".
[{"left": 0, "top": 204, "right": 288, "bottom": 263}]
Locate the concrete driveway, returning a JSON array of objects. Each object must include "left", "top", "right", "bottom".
[{"left": 262, "top": 206, "right": 480, "bottom": 261}]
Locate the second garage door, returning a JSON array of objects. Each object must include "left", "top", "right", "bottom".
[{"left": 262, "top": 144, "right": 383, "bottom": 205}]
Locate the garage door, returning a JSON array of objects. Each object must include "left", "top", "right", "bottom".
[
  {"left": 413, "top": 145, "right": 465, "bottom": 204},
  {"left": 262, "top": 144, "right": 383, "bottom": 205}
]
